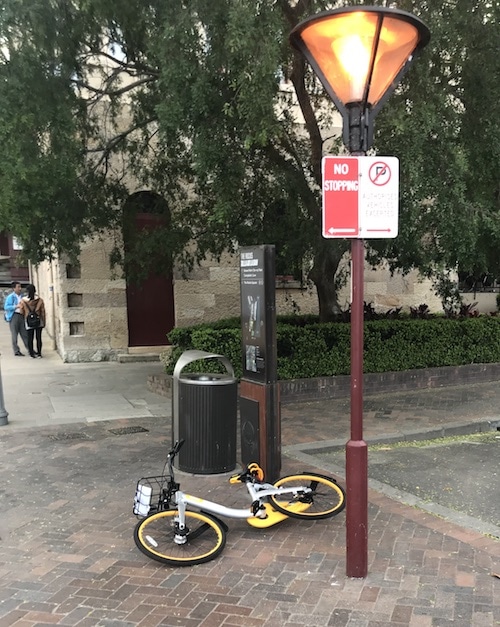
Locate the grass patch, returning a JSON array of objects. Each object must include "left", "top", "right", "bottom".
[{"left": 370, "top": 431, "right": 499, "bottom": 451}]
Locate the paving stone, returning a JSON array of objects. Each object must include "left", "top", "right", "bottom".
[{"left": 2, "top": 356, "right": 500, "bottom": 626}]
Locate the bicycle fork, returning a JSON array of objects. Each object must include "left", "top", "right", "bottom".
[{"left": 173, "top": 499, "right": 188, "bottom": 545}]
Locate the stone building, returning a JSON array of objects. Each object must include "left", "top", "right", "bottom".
[{"left": 29, "top": 226, "right": 446, "bottom": 363}]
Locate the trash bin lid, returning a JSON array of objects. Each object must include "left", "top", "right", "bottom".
[
  {"left": 180, "top": 373, "right": 235, "bottom": 385},
  {"left": 173, "top": 350, "right": 234, "bottom": 380}
]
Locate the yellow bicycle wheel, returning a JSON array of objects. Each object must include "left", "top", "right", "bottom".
[
  {"left": 134, "top": 509, "right": 226, "bottom": 566},
  {"left": 269, "top": 473, "right": 346, "bottom": 520}
]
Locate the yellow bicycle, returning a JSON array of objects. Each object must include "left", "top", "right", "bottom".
[{"left": 133, "top": 440, "right": 345, "bottom": 566}]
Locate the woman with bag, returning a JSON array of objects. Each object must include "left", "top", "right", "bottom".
[{"left": 19, "top": 284, "right": 46, "bottom": 358}]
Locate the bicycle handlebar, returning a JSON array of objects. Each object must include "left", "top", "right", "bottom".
[
  {"left": 164, "top": 439, "right": 184, "bottom": 478},
  {"left": 168, "top": 439, "right": 185, "bottom": 459}
]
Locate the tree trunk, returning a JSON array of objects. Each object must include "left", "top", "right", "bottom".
[{"left": 309, "top": 240, "right": 349, "bottom": 322}]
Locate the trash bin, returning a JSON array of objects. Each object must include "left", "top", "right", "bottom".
[{"left": 172, "top": 350, "right": 237, "bottom": 474}]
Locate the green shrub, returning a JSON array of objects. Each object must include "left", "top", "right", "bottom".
[
  {"left": 166, "top": 317, "right": 500, "bottom": 380},
  {"left": 165, "top": 327, "right": 241, "bottom": 375}
]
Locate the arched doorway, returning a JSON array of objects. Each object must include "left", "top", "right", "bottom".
[{"left": 123, "top": 191, "right": 175, "bottom": 347}]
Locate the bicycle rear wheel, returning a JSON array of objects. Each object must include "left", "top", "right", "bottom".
[
  {"left": 269, "top": 473, "right": 346, "bottom": 520},
  {"left": 134, "top": 509, "right": 226, "bottom": 566}
]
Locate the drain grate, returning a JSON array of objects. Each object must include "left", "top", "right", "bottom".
[
  {"left": 108, "top": 425, "right": 149, "bottom": 436},
  {"left": 48, "top": 432, "right": 91, "bottom": 441}
]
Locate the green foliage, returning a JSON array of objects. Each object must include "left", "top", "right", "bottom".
[
  {"left": 1, "top": 0, "right": 500, "bottom": 319},
  {"left": 166, "top": 328, "right": 241, "bottom": 375},
  {"left": 166, "top": 317, "right": 500, "bottom": 380},
  {"left": 373, "top": 0, "right": 500, "bottom": 284},
  {"left": 0, "top": 0, "right": 127, "bottom": 262}
]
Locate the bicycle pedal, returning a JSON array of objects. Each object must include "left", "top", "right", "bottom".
[{"left": 246, "top": 503, "right": 288, "bottom": 528}]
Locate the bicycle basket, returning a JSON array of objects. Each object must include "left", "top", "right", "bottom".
[{"left": 133, "top": 475, "right": 171, "bottom": 518}]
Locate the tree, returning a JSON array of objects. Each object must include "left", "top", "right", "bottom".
[
  {"left": 0, "top": 0, "right": 499, "bottom": 319},
  {"left": 372, "top": 0, "right": 500, "bottom": 298}
]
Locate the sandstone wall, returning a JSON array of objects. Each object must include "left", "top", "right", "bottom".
[
  {"left": 29, "top": 237, "right": 470, "bottom": 363},
  {"left": 33, "top": 236, "right": 129, "bottom": 362}
]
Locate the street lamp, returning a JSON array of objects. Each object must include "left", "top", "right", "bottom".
[{"left": 290, "top": 6, "right": 430, "bottom": 578}]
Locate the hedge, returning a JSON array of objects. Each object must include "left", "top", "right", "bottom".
[{"left": 165, "top": 317, "right": 500, "bottom": 380}]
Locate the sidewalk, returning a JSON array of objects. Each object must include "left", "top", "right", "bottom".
[
  {"left": 0, "top": 322, "right": 499, "bottom": 626},
  {"left": 0, "top": 324, "right": 169, "bottom": 429}
]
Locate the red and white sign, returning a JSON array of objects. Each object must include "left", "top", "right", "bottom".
[{"left": 322, "top": 156, "right": 399, "bottom": 239}]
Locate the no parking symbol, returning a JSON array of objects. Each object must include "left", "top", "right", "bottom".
[{"left": 369, "top": 161, "right": 392, "bottom": 186}]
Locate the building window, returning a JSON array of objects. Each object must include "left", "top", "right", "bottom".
[
  {"left": 69, "top": 322, "right": 84, "bottom": 336},
  {"left": 68, "top": 293, "right": 83, "bottom": 307},
  {"left": 458, "top": 272, "right": 499, "bottom": 293},
  {"left": 66, "top": 264, "right": 81, "bottom": 279}
]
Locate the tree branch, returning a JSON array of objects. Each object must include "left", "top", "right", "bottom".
[
  {"left": 278, "top": 0, "right": 315, "bottom": 27},
  {"left": 71, "top": 76, "right": 156, "bottom": 98},
  {"left": 265, "top": 141, "right": 319, "bottom": 217},
  {"left": 80, "top": 49, "right": 160, "bottom": 78},
  {"left": 86, "top": 117, "right": 155, "bottom": 169},
  {"left": 277, "top": 1, "right": 325, "bottom": 185},
  {"left": 289, "top": 52, "right": 325, "bottom": 186}
]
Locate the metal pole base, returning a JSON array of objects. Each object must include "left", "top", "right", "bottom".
[{"left": 345, "top": 439, "right": 368, "bottom": 577}]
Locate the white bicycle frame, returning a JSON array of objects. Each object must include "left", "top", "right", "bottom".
[{"left": 173, "top": 480, "right": 313, "bottom": 531}]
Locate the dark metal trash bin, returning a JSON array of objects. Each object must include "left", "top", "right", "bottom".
[{"left": 172, "top": 350, "right": 237, "bottom": 474}]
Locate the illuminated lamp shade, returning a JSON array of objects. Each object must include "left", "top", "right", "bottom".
[{"left": 290, "top": 7, "right": 430, "bottom": 150}]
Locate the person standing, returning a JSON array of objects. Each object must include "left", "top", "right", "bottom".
[
  {"left": 19, "top": 284, "right": 46, "bottom": 358},
  {"left": 4, "top": 281, "right": 29, "bottom": 356}
]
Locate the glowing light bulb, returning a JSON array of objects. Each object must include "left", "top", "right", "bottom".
[{"left": 331, "top": 35, "right": 372, "bottom": 101}]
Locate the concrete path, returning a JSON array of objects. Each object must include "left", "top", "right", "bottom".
[{"left": 0, "top": 325, "right": 169, "bottom": 429}]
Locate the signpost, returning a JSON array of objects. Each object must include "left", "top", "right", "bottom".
[
  {"left": 322, "top": 154, "right": 399, "bottom": 577},
  {"left": 322, "top": 156, "right": 399, "bottom": 239},
  {"left": 239, "top": 245, "right": 280, "bottom": 481}
]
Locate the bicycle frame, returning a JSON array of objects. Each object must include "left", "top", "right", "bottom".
[{"left": 174, "top": 480, "right": 307, "bottom": 523}]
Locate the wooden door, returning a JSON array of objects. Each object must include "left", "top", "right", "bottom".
[{"left": 125, "top": 212, "right": 175, "bottom": 347}]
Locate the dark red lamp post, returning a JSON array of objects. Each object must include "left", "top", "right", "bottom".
[{"left": 290, "top": 6, "right": 430, "bottom": 578}]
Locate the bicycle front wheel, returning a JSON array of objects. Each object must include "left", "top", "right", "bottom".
[
  {"left": 134, "top": 509, "right": 226, "bottom": 566},
  {"left": 269, "top": 473, "right": 346, "bottom": 520}
]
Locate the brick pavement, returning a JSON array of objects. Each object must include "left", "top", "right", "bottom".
[
  {"left": 1, "top": 411, "right": 500, "bottom": 627},
  {"left": 280, "top": 382, "right": 500, "bottom": 446}
]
